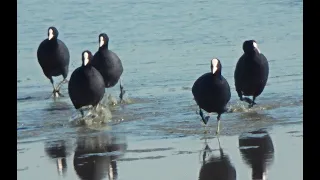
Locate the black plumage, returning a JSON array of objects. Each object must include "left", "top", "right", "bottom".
[
  {"left": 192, "top": 58, "right": 231, "bottom": 135},
  {"left": 91, "top": 33, "right": 125, "bottom": 102},
  {"left": 234, "top": 40, "right": 269, "bottom": 107},
  {"left": 37, "top": 26, "right": 70, "bottom": 98},
  {"left": 68, "top": 50, "right": 105, "bottom": 117}
]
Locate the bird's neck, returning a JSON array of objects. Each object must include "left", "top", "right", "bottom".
[
  {"left": 212, "top": 71, "right": 222, "bottom": 80},
  {"left": 100, "top": 43, "right": 109, "bottom": 50}
]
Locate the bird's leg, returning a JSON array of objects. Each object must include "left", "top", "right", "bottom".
[
  {"left": 56, "top": 79, "right": 67, "bottom": 90},
  {"left": 216, "top": 114, "right": 221, "bottom": 136},
  {"left": 54, "top": 78, "right": 68, "bottom": 97},
  {"left": 248, "top": 96, "right": 257, "bottom": 108},
  {"left": 199, "top": 107, "right": 210, "bottom": 134},
  {"left": 119, "top": 78, "right": 126, "bottom": 103},
  {"left": 48, "top": 78, "right": 60, "bottom": 98},
  {"left": 242, "top": 97, "right": 253, "bottom": 106},
  {"left": 237, "top": 90, "right": 256, "bottom": 106},
  {"left": 237, "top": 90, "right": 243, "bottom": 101},
  {"left": 79, "top": 109, "right": 85, "bottom": 118}
]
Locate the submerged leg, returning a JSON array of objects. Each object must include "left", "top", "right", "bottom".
[
  {"left": 119, "top": 78, "right": 126, "bottom": 103},
  {"left": 79, "top": 109, "right": 85, "bottom": 118},
  {"left": 48, "top": 77, "right": 65, "bottom": 98},
  {"left": 54, "top": 78, "right": 68, "bottom": 97},
  {"left": 248, "top": 96, "right": 257, "bottom": 108},
  {"left": 242, "top": 97, "right": 254, "bottom": 106},
  {"left": 216, "top": 114, "right": 221, "bottom": 136},
  {"left": 56, "top": 78, "right": 68, "bottom": 91},
  {"left": 49, "top": 78, "right": 59, "bottom": 98}
]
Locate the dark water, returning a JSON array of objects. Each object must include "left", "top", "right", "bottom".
[{"left": 17, "top": 0, "right": 302, "bottom": 179}]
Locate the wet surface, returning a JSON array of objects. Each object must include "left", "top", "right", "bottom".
[
  {"left": 17, "top": 125, "right": 302, "bottom": 180},
  {"left": 18, "top": 0, "right": 302, "bottom": 179}
]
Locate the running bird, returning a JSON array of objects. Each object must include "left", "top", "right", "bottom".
[
  {"left": 234, "top": 40, "right": 269, "bottom": 108},
  {"left": 37, "top": 27, "right": 70, "bottom": 98},
  {"left": 192, "top": 58, "right": 231, "bottom": 135},
  {"left": 91, "top": 33, "right": 125, "bottom": 103},
  {"left": 68, "top": 50, "right": 105, "bottom": 117}
]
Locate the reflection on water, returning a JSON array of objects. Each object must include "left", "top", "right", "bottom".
[
  {"left": 44, "top": 140, "right": 71, "bottom": 176},
  {"left": 73, "top": 131, "right": 127, "bottom": 180},
  {"left": 239, "top": 129, "right": 275, "bottom": 180},
  {"left": 199, "top": 138, "right": 236, "bottom": 180}
]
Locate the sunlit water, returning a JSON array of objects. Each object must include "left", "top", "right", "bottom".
[{"left": 18, "top": 0, "right": 302, "bottom": 179}]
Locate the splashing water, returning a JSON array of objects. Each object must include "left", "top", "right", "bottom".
[{"left": 69, "top": 104, "right": 113, "bottom": 127}]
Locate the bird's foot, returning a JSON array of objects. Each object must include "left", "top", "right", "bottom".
[
  {"left": 199, "top": 109, "right": 210, "bottom": 125},
  {"left": 242, "top": 97, "right": 257, "bottom": 107},
  {"left": 248, "top": 103, "right": 256, "bottom": 108},
  {"left": 51, "top": 89, "right": 64, "bottom": 98}
]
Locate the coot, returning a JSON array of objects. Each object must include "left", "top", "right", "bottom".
[
  {"left": 192, "top": 58, "right": 231, "bottom": 135},
  {"left": 91, "top": 33, "right": 125, "bottom": 102},
  {"left": 68, "top": 50, "right": 105, "bottom": 117},
  {"left": 234, "top": 40, "right": 269, "bottom": 108},
  {"left": 37, "top": 26, "right": 70, "bottom": 98}
]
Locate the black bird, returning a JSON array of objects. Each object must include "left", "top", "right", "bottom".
[
  {"left": 37, "top": 26, "right": 70, "bottom": 98},
  {"left": 239, "top": 129, "right": 275, "bottom": 180},
  {"left": 199, "top": 138, "right": 236, "bottom": 180},
  {"left": 234, "top": 40, "right": 269, "bottom": 108},
  {"left": 192, "top": 58, "right": 231, "bottom": 135},
  {"left": 91, "top": 33, "right": 125, "bottom": 103},
  {"left": 68, "top": 50, "right": 105, "bottom": 117}
]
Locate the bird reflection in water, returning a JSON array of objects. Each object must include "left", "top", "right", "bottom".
[
  {"left": 44, "top": 140, "right": 70, "bottom": 176},
  {"left": 73, "top": 131, "right": 127, "bottom": 180},
  {"left": 238, "top": 129, "right": 275, "bottom": 180},
  {"left": 199, "top": 137, "right": 236, "bottom": 180}
]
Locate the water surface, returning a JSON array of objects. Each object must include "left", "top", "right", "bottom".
[{"left": 17, "top": 0, "right": 302, "bottom": 179}]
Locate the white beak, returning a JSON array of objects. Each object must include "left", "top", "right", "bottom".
[
  {"left": 48, "top": 33, "right": 53, "bottom": 40},
  {"left": 84, "top": 58, "right": 89, "bottom": 65},
  {"left": 84, "top": 52, "right": 89, "bottom": 65},
  {"left": 253, "top": 42, "right": 261, "bottom": 54},
  {"left": 99, "top": 38, "right": 104, "bottom": 47},
  {"left": 212, "top": 66, "right": 218, "bottom": 74},
  {"left": 211, "top": 58, "right": 219, "bottom": 74}
]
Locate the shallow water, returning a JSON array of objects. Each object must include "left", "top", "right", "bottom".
[
  {"left": 17, "top": 125, "right": 302, "bottom": 180},
  {"left": 17, "top": 0, "right": 302, "bottom": 179}
]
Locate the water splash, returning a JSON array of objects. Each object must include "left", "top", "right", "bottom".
[{"left": 69, "top": 104, "right": 113, "bottom": 127}]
